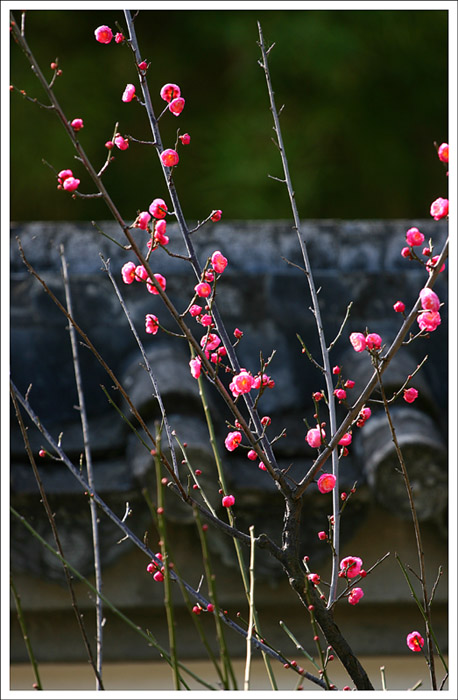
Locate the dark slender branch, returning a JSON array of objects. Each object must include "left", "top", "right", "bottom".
[
  {"left": 10, "top": 386, "right": 326, "bottom": 689},
  {"left": 10, "top": 385, "right": 104, "bottom": 689},
  {"left": 375, "top": 364, "right": 437, "bottom": 689},
  {"left": 257, "top": 20, "right": 341, "bottom": 607}
]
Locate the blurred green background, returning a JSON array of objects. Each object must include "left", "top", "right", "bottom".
[{"left": 10, "top": 8, "right": 448, "bottom": 222}]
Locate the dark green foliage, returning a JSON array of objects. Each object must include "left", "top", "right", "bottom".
[{"left": 10, "top": 9, "right": 448, "bottom": 221}]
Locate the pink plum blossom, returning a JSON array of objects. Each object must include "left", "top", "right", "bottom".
[
  {"left": 318, "top": 531, "right": 327, "bottom": 541},
  {"left": 154, "top": 220, "right": 169, "bottom": 246},
  {"left": 224, "top": 432, "right": 242, "bottom": 452},
  {"left": 189, "top": 304, "right": 202, "bottom": 317},
  {"left": 179, "top": 133, "right": 191, "bottom": 145},
  {"left": 122, "top": 83, "right": 136, "bottom": 102},
  {"left": 317, "top": 473, "right": 336, "bottom": 494},
  {"left": 417, "top": 310, "right": 441, "bottom": 332},
  {"left": 393, "top": 300, "right": 405, "bottom": 313},
  {"left": 160, "top": 83, "right": 181, "bottom": 102},
  {"left": 146, "top": 273, "right": 167, "bottom": 295},
  {"left": 199, "top": 314, "right": 213, "bottom": 327},
  {"left": 138, "top": 60, "right": 148, "bottom": 71},
  {"left": 406, "top": 631, "right": 425, "bottom": 652},
  {"left": 58, "top": 169, "right": 73, "bottom": 182},
  {"left": 338, "top": 432, "right": 352, "bottom": 446},
  {"left": 211, "top": 210, "right": 222, "bottom": 222},
  {"left": 350, "top": 332, "right": 366, "bottom": 352},
  {"left": 230, "top": 371, "right": 255, "bottom": 397},
  {"left": 357, "top": 406, "right": 372, "bottom": 428},
  {"left": 247, "top": 450, "right": 257, "bottom": 461},
  {"left": 94, "top": 25, "right": 113, "bottom": 44},
  {"left": 134, "top": 265, "right": 148, "bottom": 281},
  {"left": 403, "top": 388, "right": 419, "bottom": 404},
  {"left": 401, "top": 247, "right": 412, "bottom": 259},
  {"left": 339, "top": 556, "right": 363, "bottom": 578},
  {"left": 135, "top": 211, "right": 151, "bottom": 230},
  {"left": 195, "top": 282, "right": 212, "bottom": 298},
  {"left": 114, "top": 134, "right": 129, "bottom": 150},
  {"left": 348, "top": 587, "right": 364, "bottom": 605},
  {"left": 366, "top": 333, "right": 382, "bottom": 350},
  {"left": 115, "top": 33, "right": 124, "bottom": 44},
  {"left": 234, "top": 328, "right": 243, "bottom": 339},
  {"left": 344, "top": 379, "right": 355, "bottom": 389},
  {"left": 169, "top": 97, "right": 185, "bottom": 116},
  {"left": 189, "top": 357, "right": 202, "bottom": 379},
  {"left": 405, "top": 227, "right": 425, "bottom": 247},
  {"left": 253, "top": 374, "right": 275, "bottom": 390},
  {"left": 430, "top": 197, "right": 449, "bottom": 220},
  {"left": 222, "top": 494, "right": 235, "bottom": 507},
  {"left": 160, "top": 149, "right": 179, "bottom": 167},
  {"left": 334, "top": 389, "right": 347, "bottom": 401},
  {"left": 149, "top": 198, "right": 168, "bottom": 219},
  {"left": 306, "top": 426, "right": 325, "bottom": 448},
  {"left": 419, "top": 288, "right": 440, "bottom": 312},
  {"left": 71, "top": 118, "right": 84, "bottom": 131},
  {"left": 62, "top": 177, "right": 80, "bottom": 192},
  {"left": 258, "top": 461, "right": 267, "bottom": 471},
  {"left": 211, "top": 250, "right": 228, "bottom": 274},
  {"left": 145, "top": 314, "right": 159, "bottom": 335},
  {"left": 426, "top": 255, "right": 446, "bottom": 274},
  {"left": 200, "top": 333, "right": 220, "bottom": 352},
  {"left": 437, "top": 143, "right": 449, "bottom": 163},
  {"left": 307, "top": 573, "right": 321, "bottom": 584},
  {"left": 121, "top": 261, "right": 136, "bottom": 284},
  {"left": 153, "top": 571, "right": 164, "bottom": 582}
]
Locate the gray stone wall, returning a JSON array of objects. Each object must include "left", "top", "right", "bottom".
[{"left": 10, "top": 220, "right": 448, "bottom": 662}]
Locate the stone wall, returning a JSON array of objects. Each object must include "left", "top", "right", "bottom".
[{"left": 10, "top": 220, "right": 448, "bottom": 662}]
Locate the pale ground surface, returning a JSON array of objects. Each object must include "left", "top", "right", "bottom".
[{"left": 10, "top": 656, "right": 448, "bottom": 692}]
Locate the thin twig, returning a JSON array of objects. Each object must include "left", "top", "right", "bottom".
[
  {"left": 10, "top": 507, "right": 216, "bottom": 691},
  {"left": 10, "top": 576, "right": 43, "bottom": 690},
  {"left": 10, "top": 385, "right": 104, "bottom": 688},
  {"left": 61, "top": 245, "right": 104, "bottom": 688},
  {"left": 244, "top": 525, "right": 256, "bottom": 691},
  {"left": 11, "top": 382, "right": 325, "bottom": 686},
  {"left": 101, "top": 254, "right": 180, "bottom": 480},
  {"left": 376, "top": 366, "right": 439, "bottom": 689},
  {"left": 257, "top": 20, "right": 341, "bottom": 608},
  {"left": 154, "top": 430, "right": 181, "bottom": 689}
]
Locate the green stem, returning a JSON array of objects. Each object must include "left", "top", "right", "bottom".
[
  {"left": 142, "top": 489, "right": 227, "bottom": 687},
  {"left": 244, "top": 526, "right": 256, "bottom": 691},
  {"left": 194, "top": 507, "right": 237, "bottom": 689},
  {"left": 10, "top": 506, "right": 218, "bottom": 691},
  {"left": 195, "top": 361, "right": 278, "bottom": 690},
  {"left": 154, "top": 427, "right": 181, "bottom": 690},
  {"left": 10, "top": 576, "right": 43, "bottom": 690}
]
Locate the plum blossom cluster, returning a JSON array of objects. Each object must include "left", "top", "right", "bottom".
[
  {"left": 228, "top": 369, "right": 275, "bottom": 399},
  {"left": 349, "top": 331, "right": 382, "bottom": 354},
  {"left": 417, "top": 287, "right": 442, "bottom": 332},
  {"left": 146, "top": 552, "right": 173, "bottom": 583},
  {"left": 57, "top": 168, "right": 80, "bottom": 193}
]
